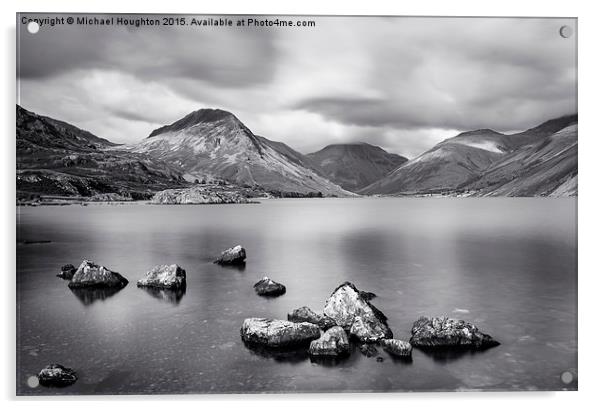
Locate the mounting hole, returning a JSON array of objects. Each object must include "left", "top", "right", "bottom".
[
  {"left": 27, "top": 21, "right": 39, "bottom": 34},
  {"left": 559, "top": 25, "right": 573, "bottom": 39},
  {"left": 560, "top": 371, "right": 574, "bottom": 384},
  {"left": 26, "top": 376, "right": 39, "bottom": 388}
]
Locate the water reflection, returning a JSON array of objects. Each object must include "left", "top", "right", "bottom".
[
  {"left": 139, "top": 285, "right": 187, "bottom": 305},
  {"left": 218, "top": 263, "right": 246, "bottom": 272},
  {"left": 69, "top": 286, "right": 125, "bottom": 306},
  {"left": 242, "top": 341, "right": 309, "bottom": 364},
  {"left": 417, "top": 347, "right": 482, "bottom": 363}
]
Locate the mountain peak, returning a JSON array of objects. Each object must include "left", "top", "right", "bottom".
[
  {"left": 456, "top": 129, "right": 502, "bottom": 138},
  {"left": 148, "top": 108, "right": 243, "bottom": 138}
]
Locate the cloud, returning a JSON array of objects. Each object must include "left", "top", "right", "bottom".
[{"left": 17, "top": 14, "right": 576, "bottom": 158}]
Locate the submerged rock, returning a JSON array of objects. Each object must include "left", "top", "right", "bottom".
[
  {"left": 57, "top": 264, "right": 76, "bottom": 280},
  {"left": 323, "top": 281, "right": 392, "bottom": 342},
  {"left": 309, "top": 326, "right": 350, "bottom": 357},
  {"left": 137, "top": 264, "right": 186, "bottom": 290},
  {"left": 410, "top": 316, "right": 500, "bottom": 350},
  {"left": 287, "top": 306, "right": 336, "bottom": 330},
  {"left": 359, "top": 343, "right": 379, "bottom": 357},
  {"left": 68, "top": 260, "right": 128, "bottom": 289},
  {"left": 382, "top": 338, "right": 412, "bottom": 358},
  {"left": 241, "top": 318, "right": 320, "bottom": 348},
  {"left": 37, "top": 364, "right": 77, "bottom": 387},
  {"left": 214, "top": 245, "right": 246, "bottom": 265},
  {"left": 253, "top": 277, "right": 286, "bottom": 297}
]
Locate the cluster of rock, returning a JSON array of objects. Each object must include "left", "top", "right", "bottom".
[
  {"left": 151, "top": 186, "right": 250, "bottom": 204},
  {"left": 45, "top": 244, "right": 248, "bottom": 387},
  {"left": 241, "top": 281, "right": 499, "bottom": 362}
]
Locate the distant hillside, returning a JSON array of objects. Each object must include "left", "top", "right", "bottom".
[
  {"left": 307, "top": 143, "right": 407, "bottom": 192},
  {"left": 464, "top": 124, "right": 577, "bottom": 196},
  {"left": 360, "top": 115, "right": 577, "bottom": 197},
  {"left": 131, "top": 108, "right": 350, "bottom": 197},
  {"left": 16, "top": 105, "right": 186, "bottom": 201}
]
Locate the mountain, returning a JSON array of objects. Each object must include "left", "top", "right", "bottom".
[
  {"left": 131, "top": 109, "right": 350, "bottom": 196},
  {"left": 359, "top": 129, "right": 509, "bottom": 195},
  {"left": 360, "top": 115, "right": 578, "bottom": 196},
  {"left": 463, "top": 124, "right": 577, "bottom": 196},
  {"left": 306, "top": 143, "right": 408, "bottom": 192},
  {"left": 16, "top": 105, "right": 186, "bottom": 201}
]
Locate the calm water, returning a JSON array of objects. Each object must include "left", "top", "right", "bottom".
[{"left": 16, "top": 198, "right": 577, "bottom": 394}]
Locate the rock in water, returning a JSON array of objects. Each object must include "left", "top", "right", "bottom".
[
  {"left": 323, "top": 281, "right": 392, "bottom": 342},
  {"left": 382, "top": 339, "right": 412, "bottom": 358},
  {"left": 214, "top": 245, "right": 246, "bottom": 265},
  {"left": 350, "top": 315, "right": 393, "bottom": 343},
  {"left": 309, "top": 326, "right": 350, "bottom": 357},
  {"left": 137, "top": 264, "right": 186, "bottom": 290},
  {"left": 151, "top": 186, "right": 250, "bottom": 204},
  {"left": 359, "top": 343, "right": 379, "bottom": 357},
  {"left": 410, "top": 316, "right": 500, "bottom": 350},
  {"left": 241, "top": 318, "right": 320, "bottom": 348},
  {"left": 57, "top": 264, "right": 76, "bottom": 279},
  {"left": 37, "top": 364, "right": 77, "bottom": 387},
  {"left": 287, "top": 306, "right": 337, "bottom": 330},
  {"left": 253, "top": 277, "right": 286, "bottom": 296},
  {"left": 68, "top": 260, "right": 128, "bottom": 289}
]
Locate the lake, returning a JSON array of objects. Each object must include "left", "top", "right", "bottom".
[{"left": 16, "top": 198, "right": 577, "bottom": 394}]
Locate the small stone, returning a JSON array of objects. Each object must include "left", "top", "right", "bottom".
[
  {"left": 241, "top": 318, "right": 320, "bottom": 348},
  {"left": 57, "top": 264, "right": 76, "bottom": 280},
  {"left": 359, "top": 343, "right": 379, "bottom": 357},
  {"left": 68, "top": 260, "right": 128, "bottom": 289},
  {"left": 287, "top": 306, "right": 336, "bottom": 330},
  {"left": 382, "top": 338, "right": 412, "bottom": 358},
  {"left": 37, "top": 364, "right": 77, "bottom": 387},
  {"left": 410, "top": 316, "right": 500, "bottom": 350},
  {"left": 309, "top": 326, "right": 350, "bottom": 357},
  {"left": 253, "top": 277, "right": 286, "bottom": 297},
  {"left": 214, "top": 245, "right": 246, "bottom": 265},
  {"left": 137, "top": 264, "right": 186, "bottom": 290}
]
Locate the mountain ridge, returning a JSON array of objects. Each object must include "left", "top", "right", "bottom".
[{"left": 307, "top": 142, "right": 408, "bottom": 192}]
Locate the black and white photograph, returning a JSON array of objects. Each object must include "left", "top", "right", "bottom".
[{"left": 15, "top": 12, "right": 577, "bottom": 395}]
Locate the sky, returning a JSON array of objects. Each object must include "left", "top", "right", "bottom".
[{"left": 17, "top": 15, "right": 577, "bottom": 158}]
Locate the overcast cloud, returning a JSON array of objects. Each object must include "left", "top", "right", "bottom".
[{"left": 17, "top": 15, "right": 576, "bottom": 158}]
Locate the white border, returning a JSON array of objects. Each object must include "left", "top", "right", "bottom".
[{"left": 3, "top": 0, "right": 600, "bottom": 407}]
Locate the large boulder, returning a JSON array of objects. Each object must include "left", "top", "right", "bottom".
[
  {"left": 68, "top": 260, "right": 128, "bottom": 289},
  {"left": 253, "top": 277, "right": 286, "bottom": 297},
  {"left": 57, "top": 264, "right": 76, "bottom": 280},
  {"left": 241, "top": 318, "right": 320, "bottom": 348},
  {"left": 382, "top": 339, "right": 412, "bottom": 358},
  {"left": 37, "top": 364, "right": 77, "bottom": 387},
  {"left": 287, "top": 306, "right": 336, "bottom": 330},
  {"left": 137, "top": 264, "right": 186, "bottom": 290},
  {"left": 410, "top": 316, "right": 500, "bottom": 350},
  {"left": 350, "top": 315, "right": 392, "bottom": 343},
  {"left": 309, "top": 326, "right": 350, "bottom": 357},
  {"left": 323, "top": 282, "right": 392, "bottom": 342},
  {"left": 214, "top": 245, "right": 246, "bottom": 265}
]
